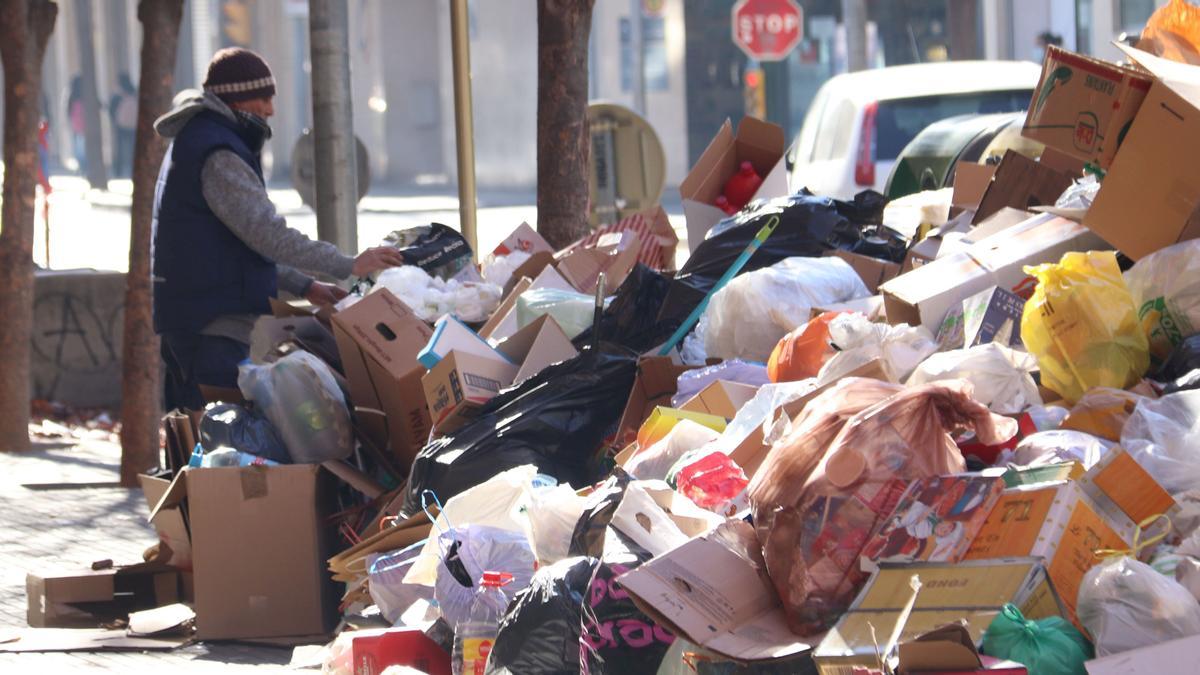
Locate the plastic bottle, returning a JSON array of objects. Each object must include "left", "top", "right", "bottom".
[
  {"left": 714, "top": 194, "right": 738, "bottom": 216},
  {"left": 721, "top": 160, "right": 763, "bottom": 211},
  {"left": 451, "top": 571, "right": 513, "bottom": 675}
]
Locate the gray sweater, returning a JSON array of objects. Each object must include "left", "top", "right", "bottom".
[{"left": 155, "top": 91, "right": 354, "bottom": 343}]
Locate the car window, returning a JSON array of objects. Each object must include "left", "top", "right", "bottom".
[
  {"left": 812, "top": 99, "right": 857, "bottom": 162},
  {"left": 795, "top": 86, "right": 831, "bottom": 163},
  {"left": 875, "top": 89, "right": 1032, "bottom": 161}
]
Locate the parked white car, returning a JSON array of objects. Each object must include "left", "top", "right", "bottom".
[{"left": 788, "top": 61, "right": 1040, "bottom": 200}]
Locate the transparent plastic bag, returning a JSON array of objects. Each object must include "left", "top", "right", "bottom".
[
  {"left": 982, "top": 604, "right": 1092, "bottom": 675},
  {"left": 1125, "top": 239, "right": 1200, "bottom": 363},
  {"left": 672, "top": 360, "right": 769, "bottom": 408},
  {"left": 1022, "top": 251, "right": 1150, "bottom": 404},
  {"left": 1121, "top": 390, "right": 1200, "bottom": 495},
  {"left": 1009, "top": 430, "right": 1113, "bottom": 469},
  {"left": 703, "top": 256, "right": 870, "bottom": 362},
  {"left": 1078, "top": 549, "right": 1200, "bottom": 656},
  {"left": 906, "top": 342, "right": 1041, "bottom": 415},
  {"left": 524, "top": 484, "right": 589, "bottom": 567},
  {"left": 818, "top": 313, "right": 938, "bottom": 384},
  {"left": 237, "top": 351, "right": 353, "bottom": 463},
  {"left": 433, "top": 524, "right": 536, "bottom": 628},
  {"left": 368, "top": 542, "right": 434, "bottom": 624},
  {"left": 516, "top": 287, "right": 601, "bottom": 339},
  {"left": 626, "top": 419, "right": 723, "bottom": 482}
]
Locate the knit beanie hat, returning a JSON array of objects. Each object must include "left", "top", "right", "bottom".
[{"left": 203, "top": 47, "right": 276, "bottom": 103}]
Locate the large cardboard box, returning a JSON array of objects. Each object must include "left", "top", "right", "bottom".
[
  {"left": 149, "top": 465, "right": 339, "bottom": 641},
  {"left": 1022, "top": 45, "right": 1153, "bottom": 168},
  {"left": 814, "top": 559, "right": 1062, "bottom": 675},
  {"left": 963, "top": 480, "right": 1134, "bottom": 627},
  {"left": 421, "top": 350, "right": 519, "bottom": 435},
  {"left": 332, "top": 289, "right": 433, "bottom": 467},
  {"left": 680, "top": 117, "right": 790, "bottom": 251},
  {"left": 881, "top": 214, "right": 1109, "bottom": 329},
  {"left": 26, "top": 563, "right": 182, "bottom": 628},
  {"left": 614, "top": 357, "right": 696, "bottom": 448},
  {"left": 1084, "top": 46, "right": 1200, "bottom": 260}
]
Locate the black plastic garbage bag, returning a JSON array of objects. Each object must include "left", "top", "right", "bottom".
[
  {"left": 568, "top": 471, "right": 632, "bottom": 558},
  {"left": 199, "top": 403, "right": 291, "bottom": 463},
  {"left": 487, "top": 556, "right": 600, "bottom": 675},
  {"left": 1164, "top": 369, "right": 1200, "bottom": 395},
  {"left": 573, "top": 265, "right": 677, "bottom": 353},
  {"left": 383, "top": 223, "right": 473, "bottom": 280},
  {"left": 401, "top": 344, "right": 638, "bottom": 517},
  {"left": 1154, "top": 333, "right": 1200, "bottom": 385}
]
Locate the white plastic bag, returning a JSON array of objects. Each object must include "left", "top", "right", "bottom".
[
  {"left": 1121, "top": 390, "right": 1200, "bottom": 495},
  {"left": 906, "top": 343, "right": 1041, "bottom": 415},
  {"left": 237, "top": 351, "right": 353, "bottom": 463},
  {"left": 372, "top": 265, "right": 502, "bottom": 323},
  {"left": 367, "top": 542, "right": 433, "bottom": 624},
  {"left": 523, "top": 484, "right": 588, "bottom": 566},
  {"left": 1026, "top": 404, "right": 1070, "bottom": 431},
  {"left": 1077, "top": 553, "right": 1200, "bottom": 656},
  {"left": 703, "top": 256, "right": 870, "bottom": 361},
  {"left": 818, "top": 313, "right": 938, "bottom": 384},
  {"left": 515, "top": 287, "right": 601, "bottom": 339},
  {"left": 671, "top": 360, "right": 769, "bottom": 408},
  {"left": 481, "top": 250, "right": 532, "bottom": 288},
  {"left": 626, "top": 419, "right": 723, "bottom": 482},
  {"left": 433, "top": 524, "right": 536, "bottom": 627},
  {"left": 1007, "top": 430, "right": 1113, "bottom": 469},
  {"left": 1125, "top": 239, "right": 1200, "bottom": 361}
]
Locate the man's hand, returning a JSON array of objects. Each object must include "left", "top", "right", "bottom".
[
  {"left": 352, "top": 246, "right": 406, "bottom": 277},
  {"left": 304, "top": 281, "right": 348, "bottom": 308}
]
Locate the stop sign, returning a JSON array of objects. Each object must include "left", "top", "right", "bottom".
[{"left": 732, "top": 0, "right": 804, "bottom": 62}]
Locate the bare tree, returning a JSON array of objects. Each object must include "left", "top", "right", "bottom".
[
  {"left": 120, "top": 0, "right": 184, "bottom": 486},
  {"left": 536, "top": 0, "right": 596, "bottom": 250},
  {"left": 0, "top": 0, "right": 57, "bottom": 453}
]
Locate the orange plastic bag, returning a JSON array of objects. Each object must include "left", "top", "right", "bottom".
[
  {"left": 1140, "top": 0, "right": 1200, "bottom": 65},
  {"left": 767, "top": 311, "right": 845, "bottom": 383}
]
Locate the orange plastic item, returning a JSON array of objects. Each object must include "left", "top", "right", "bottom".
[
  {"left": 1140, "top": 0, "right": 1200, "bottom": 65},
  {"left": 767, "top": 311, "right": 846, "bottom": 383},
  {"left": 722, "top": 161, "right": 763, "bottom": 211},
  {"left": 1059, "top": 387, "right": 1147, "bottom": 442}
]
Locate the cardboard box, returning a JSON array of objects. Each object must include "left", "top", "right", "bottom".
[
  {"left": 1084, "top": 46, "right": 1200, "bottom": 260},
  {"left": 1022, "top": 45, "right": 1153, "bottom": 168},
  {"left": 492, "top": 314, "right": 578, "bottom": 385},
  {"left": 826, "top": 250, "right": 902, "bottom": 294},
  {"left": 480, "top": 265, "right": 576, "bottom": 342},
  {"left": 26, "top": 563, "right": 182, "bottom": 628},
  {"left": 614, "top": 357, "right": 696, "bottom": 448},
  {"left": 963, "top": 480, "right": 1133, "bottom": 626},
  {"left": 952, "top": 162, "right": 999, "bottom": 212},
  {"left": 1085, "top": 633, "right": 1200, "bottom": 675},
  {"left": 421, "top": 350, "right": 519, "bottom": 435},
  {"left": 1076, "top": 445, "right": 1179, "bottom": 526},
  {"left": 680, "top": 117, "right": 790, "bottom": 251},
  {"left": 939, "top": 208, "right": 1038, "bottom": 260},
  {"left": 936, "top": 286, "right": 1026, "bottom": 350},
  {"left": 150, "top": 465, "right": 339, "bottom": 640},
  {"left": 138, "top": 473, "right": 192, "bottom": 569},
  {"left": 679, "top": 380, "right": 759, "bottom": 419},
  {"left": 555, "top": 230, "right": 642, "bottom": 294},
  {"left": 417, "top": 314, "right": 512, "bottom": 371},
  {"left": 250, "top": 314, "right": 342, "bottom": 372},
  {"left": 636, "top": 406, "right": 726, "bottom": 449},
  {"left": 971, "top": 151, "right": 1075, "bottom": 224},
  {"left": 897, "top": 623, "right": 1028, "bottom": 674},
  {"left": 491, "top": 221, "right": 553, "bottom": 257},
  {"left": 881, "top": 214, "right": 1109, "bottom": 329},
  {"left": 331, "top": 289, "right": 433, "bottom": 467},
  {"left": 901, "top": 211, "right": 974, "bottom": 272},
  {"left": 814, "top": 559, "right": 1062, "bottom": 675}
]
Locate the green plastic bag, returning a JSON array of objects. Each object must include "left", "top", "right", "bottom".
[{"left": 982, "top": 604, "right": 1092, "bottom": 675}]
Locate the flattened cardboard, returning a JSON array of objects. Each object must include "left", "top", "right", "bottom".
[
  {"left": 679, "top": 380, "right": 759, "bottom": 419},
  {"left": 1085, "top": 633, "right": 1200, "bottom": 675},
  {"left": 681, "top": 117, "right": 789, "bottom": 251},
  {"left": 951, "top": 162, "right": 998, "bottom": 211},
  {"left": 421, "top": 350, "right": 519, "bottom": 435},
  {"left": 614, "top": 357, "right": 696, "bottom": 448},
  {"left": 26, "top": 564, "right": 181, "bottom": 629},
  {"left": 1084, "top": 45, "right": 1200, "bottom": 260},
  {"left": 1022, "top": 45, "right": 1153, "bottom": 168},
  {"left": 492, "top": 314, "right": 578, "bottom": 385},
  {"left": 492, "top": 221, "right": 553, "bottom": 257},
  {"left": 971, "top": 151, "right": 1074, "bottom": 224},
  {"left": 0, "top": 627, "right": 187, "bottom": 652},
  {"left": 331, "top": 289, "right": 433, "bottom": 468},
  {"left": 825, "top": 250, "right": 902, "bottom": 294},
  {"left": 479, "top": 276, "right": 533, "bottom": 341},
  {"left": 881, "top": 214, "right": 1108, "bottom": 329}
]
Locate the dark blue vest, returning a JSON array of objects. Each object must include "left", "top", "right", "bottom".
[{"left": 152, "top": 110, "right": 277, "bottom": 334}]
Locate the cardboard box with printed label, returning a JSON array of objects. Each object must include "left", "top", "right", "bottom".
[
  {"left": 1022, "top": 45, "right": 1153, "bottom": 168},
  {"left": 421, "top": 350, "right": 519, "bottom": 435},
  {"left": 681, "top": 116, "right": 790, "bottom": 251},
  {"left": 1084, "top": 45, "right": 1200, "bottom": 260},
  {"left": 491, "top": 221, "right": 553, "bottom": 257},
  {"left": 148, "top": 464, "right": 339, "bottom": 641},
  {"left": 814, "top": 559, "right": 1063, "bottom": 675},
  {"left": 331, "top": 289, "right": 433, "bottom": 467},
  {"left": 880, "top": 213, "right": 1109, "bottom": 329}
]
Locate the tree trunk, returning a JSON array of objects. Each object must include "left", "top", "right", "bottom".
[
  {"left": 536, "top": 0, "right": 595, "bottom": 250},
  {"left": 0, "top": 0, "right": 58, "bottom": 453},
  {"left": 73, "top": 0, "right": 108, "bottom": 188},
  {"left": 119, "top": 0, "right": 183, "bottom": 486}
]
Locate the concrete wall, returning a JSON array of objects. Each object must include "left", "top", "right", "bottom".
[{"left": 31, "top": 270, "right": 126, "bottom": 408}]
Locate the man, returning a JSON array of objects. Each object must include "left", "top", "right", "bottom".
[{"left": 152, "top": 47, "right": 402, "bottom": 411}]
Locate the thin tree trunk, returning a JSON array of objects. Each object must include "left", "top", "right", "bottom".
[
  {"left": 0, "top": 0, "right": 58, "bottom": 453},
  {"left": 74, "top": 0, "right": 108, "bottom": 188},
  {"left": 119, "top": 0, "right": 183, "bottom": 486},
  {"left": 536, "top": 0, "right": 595, "bottom": 250}
]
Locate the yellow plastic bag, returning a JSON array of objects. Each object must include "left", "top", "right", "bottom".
[
  {"left": 1140, "top": 0, "right": 1200, "bottom": 65},
  {"left": 1021, "top": 251, "right": 1149, "bottom": 405}
]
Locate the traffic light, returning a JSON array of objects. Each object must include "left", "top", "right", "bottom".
[
  {"left": 743, "top": 66, "right": 766, "bottom": 119},
  {"left": 222, "top": 0, "right": 252, "bottom": 47}
]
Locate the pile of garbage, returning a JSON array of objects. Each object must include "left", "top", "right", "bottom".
[{"left": 17, "top": 16, "right": 1200, "bottom": 675}]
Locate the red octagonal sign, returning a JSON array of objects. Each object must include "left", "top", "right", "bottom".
[{"left": 732, "top": 0, "right": 804, "bottom": 62}]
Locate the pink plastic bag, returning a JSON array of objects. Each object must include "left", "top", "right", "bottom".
[
  {"left": 751, "top": 380, "right": 1017, "bottom": 635},
  {"left": 676, "top": 452, "right": 750, "bottom": 512}
]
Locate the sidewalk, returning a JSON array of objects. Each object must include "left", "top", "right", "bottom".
[{"left": 0, "top": 438, "right": 298, "bottom": 672}]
